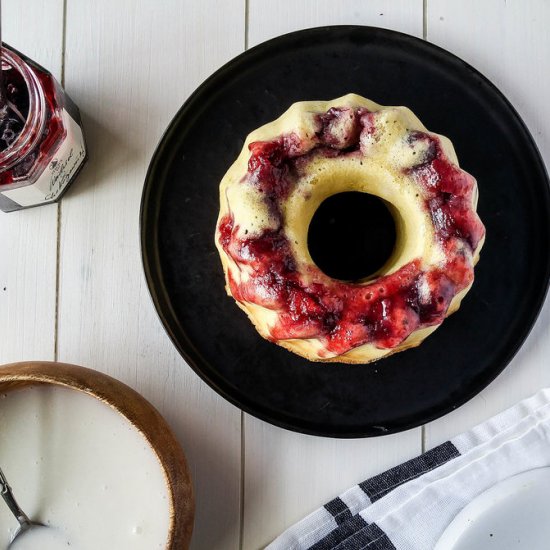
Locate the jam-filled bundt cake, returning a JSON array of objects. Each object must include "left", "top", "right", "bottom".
[{"left": 215, "top": 94, "right": 485, "bottom": 364}]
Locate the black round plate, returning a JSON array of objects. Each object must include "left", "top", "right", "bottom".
[{"left": 140, "top": 26, "right": 550, "bottom": 437}]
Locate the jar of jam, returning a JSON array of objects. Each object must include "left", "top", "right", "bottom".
[{"left": 0, "top": 43, "right": 87, "bottom": 213}]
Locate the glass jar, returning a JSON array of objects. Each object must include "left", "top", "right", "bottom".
[{"left": 0, "top": 43, "right": 87, "bottom": 213}]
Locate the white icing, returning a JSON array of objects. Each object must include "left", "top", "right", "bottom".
[{"left": 0, "top": 385, "right": 170, "bottom": 550}]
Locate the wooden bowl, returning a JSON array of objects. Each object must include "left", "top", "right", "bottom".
[{"left": 0, "top": 361, "right": 194, "bottom": 549}]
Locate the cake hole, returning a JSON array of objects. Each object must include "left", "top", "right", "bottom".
[{"left": 307, "top": 191, "right": 397, "bottom": 281}]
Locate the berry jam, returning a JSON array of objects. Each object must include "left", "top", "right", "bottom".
[
  {"left": 0, "top": 64, "right": 29, "bottom": 152},
  {"left": 0, "top": 44, "right": 87, "bottom": 213},
  {"left": 219, "top": 107, "right": 485, "bottom": 357}
]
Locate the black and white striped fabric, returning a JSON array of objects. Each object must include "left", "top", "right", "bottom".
[{"left": 267, "top": 388, "right": 550, "bottom": 550}]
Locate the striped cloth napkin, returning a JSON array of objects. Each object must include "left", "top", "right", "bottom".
[{"left": 267, "top": 388, "right": 550, "bottom": 550}]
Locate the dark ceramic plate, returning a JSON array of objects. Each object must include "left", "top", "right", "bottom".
[{"left": 140, "top": 26, "right": 550, "bottom": 437}]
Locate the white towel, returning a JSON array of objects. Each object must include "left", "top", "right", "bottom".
[{"left": 267, "top": 388, "right": 550, "bottom": 550}]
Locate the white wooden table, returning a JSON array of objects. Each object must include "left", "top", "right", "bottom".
[{"left": 1, "top": 1, "right": 549, "bottom": 548}]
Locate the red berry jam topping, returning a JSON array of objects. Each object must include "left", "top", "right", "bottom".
[
  {"left": 219, "top": 107, "right": 485, "bottom": 356},
  {"left": 0, "top": 61, "right": 66, "bottom": 187},
  {"left": 0, "top": 64, "right": 29, "bottom": 152}
]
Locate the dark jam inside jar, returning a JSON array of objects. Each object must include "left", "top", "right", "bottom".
[
  {"left": 0, "top": 62, "right": 30, "bottom": 152},
  {"left": 0, "top": 46, "right": 66, "bottom": 188}
]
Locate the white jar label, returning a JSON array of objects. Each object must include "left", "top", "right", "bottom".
[{"left": 0, "top": 109, "right": 86, "bottom": 207}]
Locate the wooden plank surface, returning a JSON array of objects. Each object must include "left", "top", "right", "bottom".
[
  {"left": 248, "top": 0, "right": 423, "bottom": 45},
  {"left": 243, "top": 3, "right": 425, "bottom": 548},
  {"left": 0, "top": 0, "right": 63, "bottom": 364},
  {"left": 424, "top": 0, "right": 550, "bottom": 447},
  {"left": 2, "top": 2, "right": 549, "bottom": 549},
  {"left": 59, "top": 2, "right": 245, "bottom": 548}
]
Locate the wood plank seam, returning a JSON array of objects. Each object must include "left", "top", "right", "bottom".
[
  {"left": 423, "top": 0, "right": 428, "bottom": 40},
  {"left": 245, "top": 0, "right": 250, "bottom": 50},
  {"left": 54, "top": 203, "right": 61, "bottom": 362},
  {"left": 54, "top": 0, "right": 68, "bottom": 362}
]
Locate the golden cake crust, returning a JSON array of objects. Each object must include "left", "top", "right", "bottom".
[{"left": 215, "top": 94, "right": 485, "bottom": 364}]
